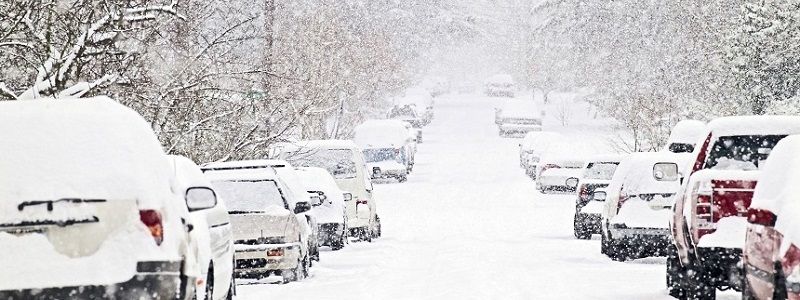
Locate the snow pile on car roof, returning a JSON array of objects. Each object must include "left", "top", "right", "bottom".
[
  {"left": 708, "top": 115, "right": 800, "bottom": 136},
  {"left": 752, "top": 135, "right": 800, "bottom": 245},
  {"left": 354, "top": 120, "right": 410, "bottom": 148},
  {"left": 0, "top": 97, "right": 174, "bottom": 211},
  {"left": 666, "top": 120, "right": 705, "bottom": 145}
]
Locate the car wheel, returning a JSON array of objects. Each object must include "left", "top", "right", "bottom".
[
  {"left": 331, "top": 232, "right": 345, "bottom": 250},
  {"left": 301, "top": 255, "right": 310, "bottom": 279},
  {"left": 573, "top": 214, "right": 591, "bottom": 240},
  {"left": 398, "top": 175, "right": 408, "bottom": 183},
  {"left": 773, "top": 262, "right": 788, "bottom": 300},
  {"left": 375, "top": 215, "right": 382, "bottom": 238},
  {"left": 686, "top": 264, "right": 716, "bottom": 300},
  {"left": 667, "top": 247, "right": 688, "bottom": 298},
  {"left": 600, "top": 231, "right": 609, "bottom": 255}
]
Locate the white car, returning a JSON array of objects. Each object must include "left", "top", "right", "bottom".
[
  {"left": 663, "top": 120, "right": 705, "bottom": 153},
  {"left": 203, "top": 163, "right": 312, "bottom": 283},
  {"left": 297, "top": 167, "right": 349, "bottom": 250},
  {"left": 355, "top": 120, "right": 416, "bottom": 182},
  {"left": 204, "top": 160, "right": 321, "bottom": 263},
  {"left": 535, "top": 154, "right": 586, "bottom": 190},
  {"left": 271, "top": 140, "right": 380, "bottom": 243},
  {"left": 0, "top": 97, "right": 199, "bottom": 299},
  {"left": 495, "top": 100, "right": 543, "bottom": 137},
  {"left": 484, "top": 74, "right": 515, "bottom": 97},
  {"left": 573, "top": 155, "right": 626, "bottom": 240},
  {"left": 599, "top": 152, "right": 692, "bottom": 261},
  {"left": 169, "top": 155, "right": 235, "bottom": 300}
]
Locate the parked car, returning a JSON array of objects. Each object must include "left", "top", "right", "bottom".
[
  {"left": 396, "top": 88, "right": 435, "bottom": 124},
  {"left": 484, "top": 74, "right": 515, "bottom": 97},
  {"left": 668, "top": 116, "right": 800, "bottom": 299},
  {"left": 519, "top": 132, "right": 566, "bottom": 178},
  {"left": 206, "top": 160, "right": 321, "bottom": 263},
  {"left": 270, "top": 140, "right": 380, "bottom": 243},
  {"left": 354, "top": 120, "right": 416, "bottom": 181},
  {"left": 742, "top": 135, "right": 800, "bottom": 299},
  {"left": 297, "top": 167, "right": 349, "bottom": 250},
  {"left": 573, "top": 155, "right": 625, "bottom": 240},
  {"left": 664, "top": 120, "right": 706, "bottom": 153},
  {"left": 0, "top": 97, "right": 199, "bottom": 299},
  {"left": 495, "top": 100, "right": 543, "bottom": 137},
  {"left": 388, "top": 104, "right": 425, "bottom": 128},
  {"left": 600, "top": 152, "right": 691, "bottom": 261},
  {"left": 169, "top": 155, "right": 235, "bottom": 300},
  {"left": 203, "top": 163, "right": 312, "bottom": 283},
  {"left": 537, "top": 164, "right": 584, "bottom": 193},
  {"left": 534, "top": 153, "right": 586, "bottom": 187}
]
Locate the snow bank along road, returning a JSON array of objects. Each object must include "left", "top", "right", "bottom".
[{"left": 238, "top": 94, "right": 734, "bottom": 300}]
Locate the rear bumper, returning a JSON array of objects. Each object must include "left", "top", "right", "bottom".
[
  {"left": 0, "top": 261, "right": 190, "bottom": 300},
  {"left": 499, "top": 124, "right": 542, "bottom": 133},
  {"left": 234, "top": 243, "right": 301, "bottom": 276},
  {"left": 610, "top": 224, "right": 671, "bottom": 250}
]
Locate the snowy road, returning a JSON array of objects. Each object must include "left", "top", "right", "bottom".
[{"left": 238, "top": 94, "right": 732, "bottom": 299}]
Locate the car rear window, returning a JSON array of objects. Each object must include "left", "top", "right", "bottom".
[
  {"left": 704, "top": 135, "right": 787, "bottom": 171},
  {"left": 583, "top": 162, "right": 619, "bottom": 180},
  {"left": 212, "top": 180, "right": 287, "bottom": 212}
]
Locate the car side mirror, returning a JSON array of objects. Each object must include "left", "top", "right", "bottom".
[
  {"left": 565, "top": 178, "right": 579, "bottom": 189},
  {"left": 185, "top": 187, "right": 217, "bottom": 212},
  {"left": 294, "top": 201, "right": 312, "bottom": 214},
  {"left": 653, "top": 163, "right": 680, "bottom": 181},
  {"left": 343, "top": 193, "right": 353, "bottom": 201},
  {"left": 593, "top": 191, "right": 607, "bottom": 201}
]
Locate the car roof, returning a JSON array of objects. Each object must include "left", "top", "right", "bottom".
[
  {"left": 202, "top": 159, "right": 290, "bottom": 171},
  {"left": 0, "top": 97, "right": 174, "bottom": 209},
  {"left": 708, "top": 116, "right": 800, "bottom": 136}
]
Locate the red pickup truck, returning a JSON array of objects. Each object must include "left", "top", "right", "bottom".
[{"left": 667, "top": 116, "right": 800, "bottom": 300}]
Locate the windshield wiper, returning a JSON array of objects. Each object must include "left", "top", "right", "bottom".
[
  {"left": 17, "top": 198, "right": 107, "bottom": 212},
  {"left": 228, "top": 210, "right": 266, "bottom": 215}
]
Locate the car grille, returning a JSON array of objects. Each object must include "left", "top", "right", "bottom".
[{"left": 236, "top": 259, "right": 268, "bottom": 269}]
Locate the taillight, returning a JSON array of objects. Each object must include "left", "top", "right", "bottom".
[
  {"left": 139, "top": 210, "right": 164, "bottom": 246},
  {"left": 541, "top": 164, "right": 560, "bottom": 174},
  {"left": 746, "top": 208, "right": 777, "bottom": 227},
  {"left": 578, "top": 185, "right": 589, "bottom": 201},
  {"left": 782, "top": 244, "right": 800, "bottom": 285},
  {"left": 693, "top": 182, "right": 715, "bottom": 238},
  {"left": 617, "top": 188, "right": 629, "bottom": 210},
  {"left": 266, "top": 248, "right": 284, "bottom": 257}
]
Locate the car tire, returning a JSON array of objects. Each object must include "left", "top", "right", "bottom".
[
  {"left": 373, "top": 215, "right": 382, "bottom": 238},
  {"left": 573, "top": 214, "right": 591, "bottom": 240},
  {"left": 398, "top": 176, "right": 408, "bottom": 183},
  {"left": 600, "top": 231, "right": 610, "bottom": 255},
  {"left": 667, "top": 247, "right": 688, "bottom": 298},
  {"left": 686, "top": 264, "right": 716, "bottom": 300},
  {"left": 773, "top": 262, "right": 788, "bottom": 300}
]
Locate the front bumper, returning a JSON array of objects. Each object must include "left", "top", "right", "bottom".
[
  {"left": 0, "top": 261, "right": 190, "bottom": 300},
  {"left": 371, "top": 167, "right": 407, "bottom": 179},
  {"left": 234, "top": 243, "right": 301, "bottom": 277},
  {"left": 609, "top": 224, "right": 672, "bottom": 254}
]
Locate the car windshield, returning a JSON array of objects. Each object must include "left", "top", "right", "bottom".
[
  {"left": 583, "top": 162, "right": 619, "bottom": 180},
  {"left": 363, "top": 148, "right": 402, "bottom": 163},
  {"left": 211, "top": 180, "right": 286, "bottom": 212},
  {"left": 284, "top": 149, "right": 357, "bottom": 179},
  {"left": 704, "top": 135, "right": 787, "bottom": 171},
  {"left": 668, "top": 143, "right": 694, "bottom": 153}
]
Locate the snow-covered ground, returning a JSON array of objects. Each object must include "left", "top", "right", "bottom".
[{"left": 237, "top": 93, "right": 736, "bottom": 299}]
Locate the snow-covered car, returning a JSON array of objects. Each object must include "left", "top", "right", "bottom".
[
  {"left": 668, "top": 116, "right": 800, "bottom": 299},
  {"left": 169, "top": 155, "right": 235, "bottom": 300},
  {"left": 355, "top": 120, "right": 416, "bottom": 182},
  {"left": 742, "top": 135, "right": 800, "bottom": 299},
  {"left": 0, "top": 98, "right": 199, "bottom": 299},
  {"left": 203, "top": 164, "right": 312, "bottom": 283},
  {"left": 538, "top": 167, "right": 583, "bottom": 193},
  {"left": 519, "top": 132, "right": 566, "bottom": 178},
  {"left": 573, "top": 155, "right": 625, "bottom": 240},
  {"left": 395, "top": 88, "right": 435, "bottom": 124},
  {"left": 495, "top": 100, "right": 543, "bottom": 137},
  {"left": 297, "top": 167, "right": 349, "bottom": 250},
  {"left": 271, "top": 140, "right": 380, "bottom": 243},
  {"left": 664, "top": 120, "right": 705, "bottom": 153},
  {"left": 484, "top": 74, "right": 515, "bottom": 97},
  {"left": 388, "top": 104, "right": 425, "bottom": 128},
  {"left": 600, "top": 152, "right": 691, "bottom": 261},
  {"left": 534, "top": 154, "right": 586, "bottom": 188},
  {"left": 206, "top": 160, "right": 321, "bottom": 263}
]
